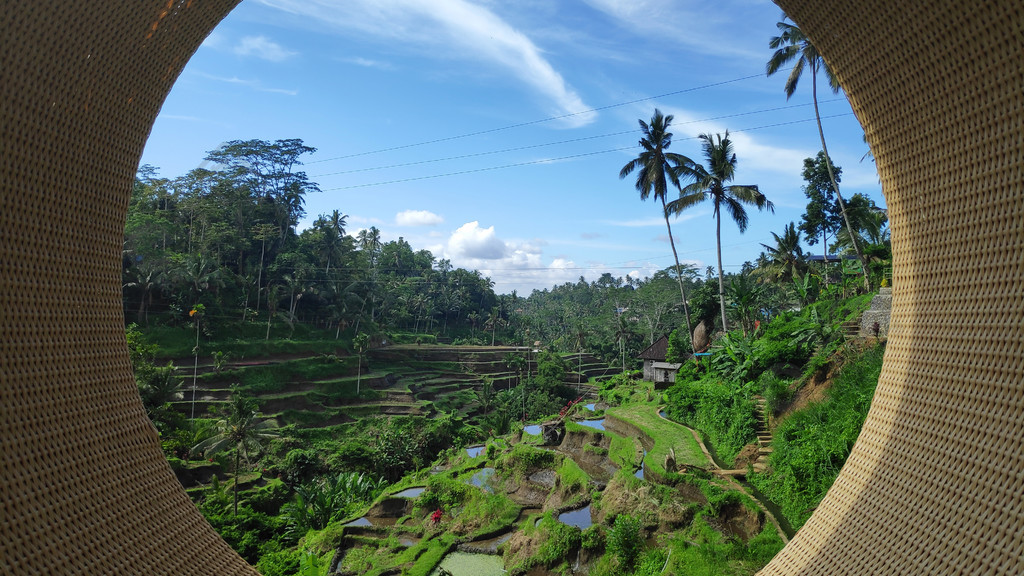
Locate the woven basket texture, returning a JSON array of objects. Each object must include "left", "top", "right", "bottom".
[{"left": 1, "top": 1, "right": 1021, "bottom": 574}]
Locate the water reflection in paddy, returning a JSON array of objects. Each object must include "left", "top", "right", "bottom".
[
  {"left": 429, "top": 552, "right": 504, "bottom": 576},
  {"left": 576, "top": 419, "right": 605, "bottom": 431},
  {"left": 557, "top": 504, "right": 593, "bottom": 529},
  {"left": 635, "top": 450, "right": 647, "bottom": 480},
  {"left": 393, "top": 487, "right": 425, "bottom": 498},
  {"left": 466, "top": 445, "right": 485, "bottom": 458},
  {"left": 523, "top": 424, "right": 542, "bottom": 435},
  {"left": 468, "top": 467, "right": 496, "bottom": 493},
  {"left": 344, "top": 516, "right": 396, "bottom": 528}
]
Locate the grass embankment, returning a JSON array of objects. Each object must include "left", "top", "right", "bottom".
[
  {"left": 606, "top": 402, "right": 706, "bottom": 474},
  {"left": 750, "top": 342, "right": 885, "bottom": 530},
  {"left": 146, "top": 322, "right": 343, "bottom": 359}
]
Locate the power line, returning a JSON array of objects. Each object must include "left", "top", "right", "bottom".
[
  {"left": 309, "top": 99, "right": 846, "bottom": 179},
  {"left": 306, "top": 72, "right": 777, "bottom": 165},
  {"left": 318, "top": 112, "right": 854, "bottom": 192}
]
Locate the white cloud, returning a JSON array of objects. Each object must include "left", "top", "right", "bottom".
[
  {"left": 162, "top": 114, "right": 202, "bottom": 122},
  {"left": 340, "top": 56, "right": 395, "bottom": 70},
  {"left": 192, "top": 71, "right": 298, "bottom": 96},
  {"left": 233, "top": 35, "right": 298, "bottom": 62},
  {"left": 447, "top": 221, "right": 508, "bottom": 259},
  {"left": 581, "top": 0, "right": 766, "bottom": 63},
  {"left": 260, "top": 0, "right": 595, "bottom": 126},
  {"left": 396, "top": 209, "right": 444, "bottom": 226},
  {"left": 610, "top": 211, "right": 707, "bottom": 228}
]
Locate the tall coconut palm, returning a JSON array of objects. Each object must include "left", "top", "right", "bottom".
[
  {"left": 668, "top": 132, "right": 773, "bottom": 333},
  {"left": 195, "top": 389, "right": 277, "bottom": 515},
  {"left": 767, "top": 16, "right": 871, "bottom": 291},
  {"left": 619, "top": 109, "right": 695, "bottom": 352},
  {"left": 760, "top": 222, "right": 807, "bottom": 283}
]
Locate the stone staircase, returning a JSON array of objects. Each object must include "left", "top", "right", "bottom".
[
  {"left": 752, "top": 396, "right": 773, "bottom": 473},
  {"left": 841, "top": 318, "right": 862, "bottom": 338}
]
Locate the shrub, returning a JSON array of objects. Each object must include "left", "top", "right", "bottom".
[
  {"left": 664, "top": 375, "right": 756, "bottom": 464},
  {"left": 498, "top": 444, "right": 556, "bottom": 478},
  {"left": 607, "top": 514, "right": 644, "bottom": 569},
  {"left": 280, "top": 448, "right": 325, "bottom": 487},
  {"left": 581, "top": 525, "right": 605, "bottom": 551},
  {"left": 419, "top": 474, "right": 469, "bottom": 511},
  {"left": 255, "top": 542, "right": 302, "bottom": 576},
  {"left": 758, "top": 372, "right": 792, "bottom": 414}
]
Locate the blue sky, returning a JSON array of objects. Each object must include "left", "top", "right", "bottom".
[{"left": 141, "top": 0, "right": 882, "bottom": 295}]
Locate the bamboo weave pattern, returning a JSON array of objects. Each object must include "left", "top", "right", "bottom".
[{"left": 1, "top": 1, "right": 1021, "bottom": 574}]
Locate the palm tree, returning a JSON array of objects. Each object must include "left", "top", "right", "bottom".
[
  {"left": 668, "top": 132, "right": 773, "bottom": 333},
  {"left": 760, "top": 222, "right": 807, "bottom": 283},
  {"left": 195, "top": 389, "right": 278, "bottom": 515},
  {"left": 484, "top": 307, "right": 503, "bottom": 346},
  {"left": 767, "top": 16, "right": 871, "bottom": 291},
  {"left": 619, "top": 109, "right": 695, "bottom": 352},
  {"left": 123, "top": 263, "right": 161, "bottom": 326},
  {"left": 313, "top": 210, "right": 347, "bottom": 276},
  {"left": 353, "top": 333, "right": 369, "bottom": 396}
]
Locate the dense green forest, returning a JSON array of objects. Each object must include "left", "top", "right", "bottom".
[{"left": 125, "top": 136, "right": 888, "bottom": 369}]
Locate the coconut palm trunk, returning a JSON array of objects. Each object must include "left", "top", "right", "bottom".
[
  {"left": 660, "top": 197, "right": 696, "bottom": 346},
  {"left": 811, "top": 72, "right": 870, "bottom": 291},
  {"left": 716, "top": 209, "right": 728, "bottom": 332},
  {"left": 667, "top": 132, "right": 773, "bottom": 337},
  {"left": 620, "top": 110, "right": 697, "bottom": 355},
  {"left": 768, "top": 18, "right": 871, "bottom": 291}
]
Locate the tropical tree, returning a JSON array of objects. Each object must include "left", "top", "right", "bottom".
[
  {"left": 832, "top": 194, "right": 891, "bottom": 284},
  {"left": 137, "top": 362, "right": 182, "bottom": 427},
  {"left": 797, "top": 152, "right": 846, "bottom": 283},
  {"left": 123, "top": 262, "right": 162, "bottom": 326},
  {"left": 832, "top": 193, "right": 889, "bottom": 252},
  {"left": 726, "top": 273, "right": 765, "bottom": 337},
  {"left": 353, "top": 333, "right": 370, "bottom": 396},
  {"left": 767, "top": 16, "right": 870, "bottom": 290},
  {"left": 282, "top": 472, "right": 386, "bottom": 539},
  {"left": 505, "top": 352, "right": 526, "bottom": 392},
  {"left": 195, "top": 389, "right": 278, "bottom": 515},
  {"left": 484, "top": 306, "right": 504, "bottom": 346},
  {"left": 619, "top": 109, "right": 695, "bottom": 352},
  {"left": 668, "top": 132, "right": 773, "bottom": 333},
  {"left": 311, "top": 210, "right": 348, "bottom": 276},
  {"left": 760, "top": 222, "right": 807, "bottom": 283},
  {"left": 474, "top": 378, "right": 496, "bottom": 418}
]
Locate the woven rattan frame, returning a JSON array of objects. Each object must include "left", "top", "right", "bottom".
[{"left": 1, "top": 1, "right": 1021, "bottom": 574}]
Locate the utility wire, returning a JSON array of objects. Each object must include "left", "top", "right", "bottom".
[
  {"left": 306, "top": 72, "right": 780, "bottom": 165},
  {"left": 318, "top": 112, "right": 854, "bottom": 192},
  {"left": 309, "top": 99, "right": 845, "bottom": 178}
]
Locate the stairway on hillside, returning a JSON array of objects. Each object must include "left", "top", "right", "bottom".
[
  {"left": 752, "top": 396, "right": 772, "bottom": 473},
  {"left": 841, "top": 316, "right": 863, "bottom": 338}
]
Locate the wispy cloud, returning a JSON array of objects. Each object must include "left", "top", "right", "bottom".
[
  {"left": 233, "top": 35, "right": 298, "bottom": 62},
  {"left": 339, "top": 56, "right": 395, "bottom": 70},
  {"left": 657, "top": 105, "right": 810, "bottom": 175},
  {"left": 192, "top": 71, "right": 299, "bottom": 96},
  {"left": 259, "top": 0, "right": 595, "bottom": 126},
  {"left": 581, "top": 0, "right": 767, "bottom": 63},
  {"left": 162, "top": 114, "right": 203, "bottom": 122},
  {"left": 609, "top": 211, "right": 707, "bottom": 227}
]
